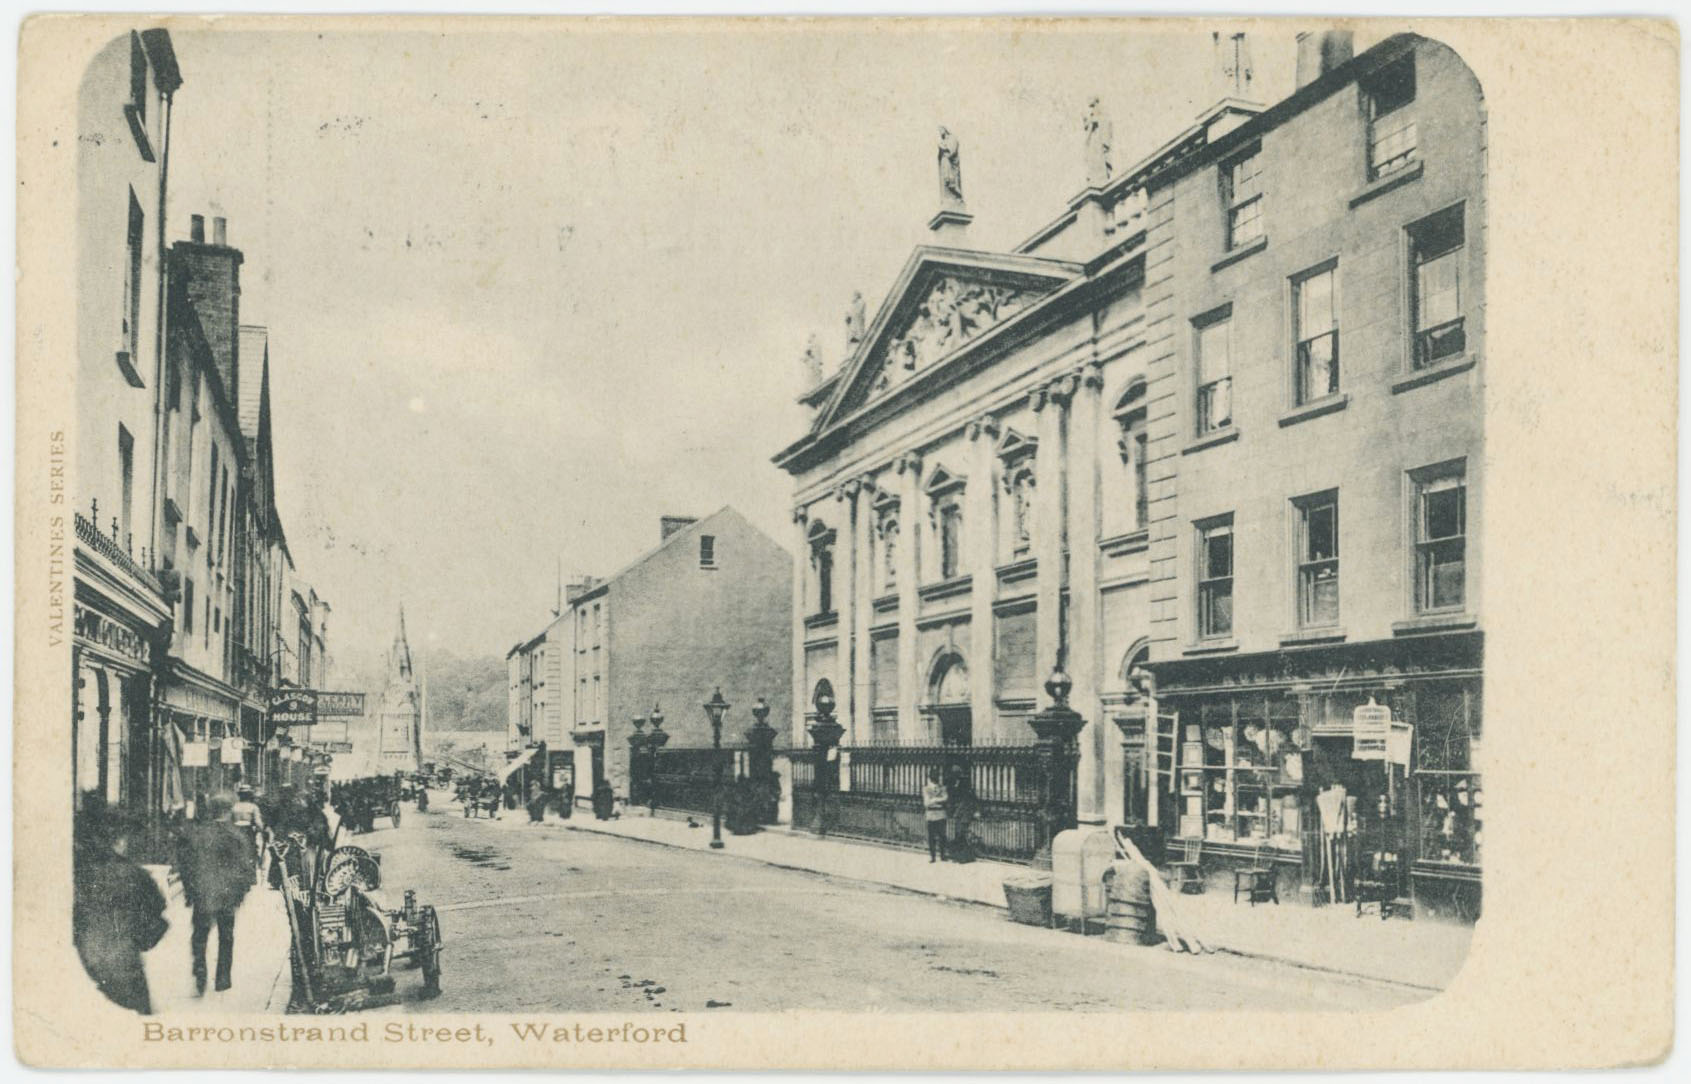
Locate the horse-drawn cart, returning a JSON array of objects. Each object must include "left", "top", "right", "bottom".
[{"left": 273, "top": 827, "right": 443, "bottom": 1011}]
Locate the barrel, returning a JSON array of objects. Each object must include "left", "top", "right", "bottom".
[{"left": 1103, "top": 861, "right": 1157, "bottom": 945}]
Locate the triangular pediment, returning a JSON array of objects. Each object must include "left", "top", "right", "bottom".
[
  {"left": 924, "top": 463, "right": 966, "bottom": 497},
  {"left": 814, "top": 247, "right": 1082, "bottom": 431},
  {"left": 994, "top": 426, "right": 1037, "bottom": 460}
]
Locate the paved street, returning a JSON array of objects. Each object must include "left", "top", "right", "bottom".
[{"left": 338, "top": 799, "right": 1429, "bottom": 1015}]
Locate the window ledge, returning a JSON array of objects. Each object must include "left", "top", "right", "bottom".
[
  {"left": 1392, "top": 354, "right": 1476, "bottom": 394},
  {"left": 1183, "top": 638, "right": 1239, "bottom": 657},
  {"left": 1280, "top": 628, "right": 1347, "bottom": 647},
  {"left": 1182, "top": 427, "right": 1240, "bottom": 456},
  {"left": 995, "top": 557, "right": 1038, "bottom": 585},
  {"left": 1211, "top": 236, "right": 1267, "bottom": 274},
  {"left": 803, "top": 611, "right": 838, "bottom": 630},
  {"left": 124, "top": 103, "right": 156, "bottom": 164},
  {"left": 1278, "top": 392, "right": 1349, "bottom": 428},
  {"left": 918, "top": 574, "right": 973, "bottom": 603},
  {"left": 1099, "top": 528, "right": 1149, "bottom": 558},
  {"left": 871, "top": 592, "right": 899, "bottom": 613},
  {"left": 1392, "top": 613, "right": 1478, "bottom": 636},
  {"left": 115, "top": 350, "right": 146, "bottom": 389},
  {"left": 1349, "top": 159, "right": 1424, "bottom": 208}
]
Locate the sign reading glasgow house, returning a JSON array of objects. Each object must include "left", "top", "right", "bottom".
[{"left": 269, "top": 690, "right": 318, "bottom": 727}]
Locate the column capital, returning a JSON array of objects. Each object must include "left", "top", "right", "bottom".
[
  {"left": 1028, "top": 385, "right": 1050, "bottom": 413},
  {"left": 855, "top": 473, "right": 878, "bottom": 498},
  {"left": 1080, "top": 360, "right": 1106, "bottom": 392},
  {"left": 894, "top": 451, "right": 923, "bottom": 477},
  {"left": 1048, "top": 372, "right": 1079, "bottom": 405},
  {"left": 793, "top": 505, "right": 809, "bottom": 526},
  {"left": 837, "top": 478, "right": 862, "bottom": 502},
  {"left": 965, "top": 414, "right": 1001, "bottom": 442}
]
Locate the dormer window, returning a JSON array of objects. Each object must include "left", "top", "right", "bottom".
[{"left": 1365, "top": 54, "right": 1417, "bottom": 180}]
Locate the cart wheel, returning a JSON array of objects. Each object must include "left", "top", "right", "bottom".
[{"left": 419, "top": 907, "right": 443, "bottom": 997}]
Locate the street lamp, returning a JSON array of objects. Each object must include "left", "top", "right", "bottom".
[{"left": 703, "top": 687, "right": 730, "bottom": 849}]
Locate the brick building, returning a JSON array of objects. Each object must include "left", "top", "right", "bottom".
[
  {"left": 506, "top": 507, "right": 793, "bottom": 805},
  {"left": 774, "top": 32, "right": 1483, "bottom": 915}
]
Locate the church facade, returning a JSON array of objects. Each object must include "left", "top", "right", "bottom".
[{"left": 774, "top": 31, "right": 1485, "bottom": 914}]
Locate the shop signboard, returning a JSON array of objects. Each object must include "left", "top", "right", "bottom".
[
  {"left": 1388, "top": 723, "right": 1414, "bottom": 766},
  {"left": 182, "top": 741, "right": 210, "bottom": 768},
  {"left": 269, "top": 690, "right": 318, "bottom": 728},
  {"left": 313, "top": 741, "right": 355, "bottom": 754},
  {"left": 314, "top": 691, "right": 365, "bottom": 717},
  {"left": 223, "top": 736, "right": 246, "bottom": 755},
  {"left": 1352, "top": 702, "right": 1392, "bottom": 760}
]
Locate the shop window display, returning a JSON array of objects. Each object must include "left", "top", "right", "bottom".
[
  {"left": 1415, "top": 687, "right": 1482, "bottom": 866},
  {"left": 1189, "top": 697, "right": 1305, "bottom": 850}
]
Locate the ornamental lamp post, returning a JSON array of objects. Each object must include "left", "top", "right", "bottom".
[
  {"left": 745, "top": 696, "right": 777, "bottom": 825},
  {"left": 646, "top": 704, "right": 667, "bottom": 814},
  {"left": 627, "top": 715, "right": 649, "bottom": 806},
  {"left": 806, "top": 680, "right": 845, "bottom": 836},
  {"left": 703, "top": 687, "right": 730, "bottom": 849},
  {"left": 1027, "top": 665, "right": 1088, "bottom": 843}
]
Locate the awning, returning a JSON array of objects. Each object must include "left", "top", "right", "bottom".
[{"left": 498, "top": 746, "right": 540, "bottom": 785}]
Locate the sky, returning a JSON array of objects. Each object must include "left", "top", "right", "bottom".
[{"left": 158, "top": 21, "right": 1344, "bottom": 686}]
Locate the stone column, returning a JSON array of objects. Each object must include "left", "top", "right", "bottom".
[
  {"left": 851, "top": 474, "right": 876, "bottom": 745},
  {"left": 791, "top": 506, "right": 810, "bottom": 748},
  {"left": 965, "top": 415, "right": 999, "bottom": 742},
  {"left": 1069, "top": 362, "right": 1106, "bottom": 825},
  {"left": 833, "top": 482, "right": 859, "bottom": 747},
  {"left": 894, "top": 453, "right": 923, "bottom": 740},
  {"left": 1033, "top": 378, "right": 1072, "bottom": 700}
]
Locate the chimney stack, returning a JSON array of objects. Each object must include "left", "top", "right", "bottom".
[
  {"left": 190, "top": 214, "right": 205, "bottom": 243},
  {"left": 213, "top": 216, "right": 227, "bottom": 246},
  {"left": 1295, "top": 30, "right": 1355, "bottom": 90},
  {"left": 660, "top": 515, "right": 699, "bottom": 542}
]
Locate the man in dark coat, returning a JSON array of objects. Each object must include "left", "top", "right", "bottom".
[
  {"left": 74, "top": 800, "right": 168, "bottom": 1014},
  {"left": 178, "top": 795, "right": 255, "bottom": 994}
]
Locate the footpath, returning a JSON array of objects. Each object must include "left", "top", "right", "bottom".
[
  {"left": 504, "top": 805, "right": 1473, "bottom": 992},
  {"left": 142, "top": 862, "right": 294, "bottom": 1015}
]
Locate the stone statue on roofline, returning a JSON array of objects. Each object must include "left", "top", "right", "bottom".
[
  {"left": 845, "top": 292, "right": 867, "bottom": 349},
  {"left": 937, "top": 126, "right": 964, "bottom": 209},
  {"left": 1083, "top": 96, "right": 1114, "bottom": 189},
  {"left": 801, "top": 334, "right": 823, "bottom": 389}
]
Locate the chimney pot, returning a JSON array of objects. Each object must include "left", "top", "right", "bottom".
[
  {"left": 213, "top": 217, "right": 227, "bottom": 246},
  {"left": 190, "top": 214, "right": 205, "bottom": 243}
]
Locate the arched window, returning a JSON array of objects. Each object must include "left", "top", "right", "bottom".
[
  {"left": 1109, "top": 380, "right": 1149, "bottom": 536},
  {"left": 930, "top": 651, "right": 970, "bottom": 705},
  {"left": 1122, "top": 641, "right": 1151, "bottom": 701},
  {"left": 877, "top": 510, "right": 900, "bottom": 593},
  {"left": 1009, "top": 467, "right": 1036, "bottom": 559}
]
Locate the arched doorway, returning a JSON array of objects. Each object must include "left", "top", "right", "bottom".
[{"left": 926, "top": 651, "right": 972, "bottom": 747}]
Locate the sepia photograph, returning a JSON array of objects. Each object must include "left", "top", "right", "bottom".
[{"left": 13, "top": 11, "right": 1676, "bottom": 1072}]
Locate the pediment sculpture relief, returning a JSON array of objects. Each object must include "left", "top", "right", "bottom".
[{"left": 870, "top": 276, "right": 1033, "bottom": 393}]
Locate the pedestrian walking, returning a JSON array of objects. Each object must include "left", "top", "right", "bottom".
[
  {"left": 73, "top": 799, "right": 168, "bottom": 1014},
  {"left": 178, "top": 794, "right": 256, "bottom": 995},
  {"left": 922, "top": 768, "right": 949, "bottom": 863},
  {"left": 230, "top": 783, "right": 265, "bottom": 875}
]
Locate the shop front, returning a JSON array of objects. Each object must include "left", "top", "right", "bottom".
[
  {"left": 1146, "top": 631, "right": 1481, "bottom": 920},
  {"left": 71, "top": 594, "right": 169, "bottom": 821},
  {"left": 161, "top": 663, "right": 244, "bottom": 809}
]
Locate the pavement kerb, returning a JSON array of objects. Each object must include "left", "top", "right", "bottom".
[{"left": 535, "top": 814, "right": 1440, "bottom": 995}]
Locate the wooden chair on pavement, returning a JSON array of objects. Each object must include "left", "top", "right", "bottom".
[
  {"left": 1354, "top": 848, "right": 1410, "bottom": 920},
  {"left": 1167, "top": 838, "right": 1205, "bottom": 894},
  {"left": 1232, "top": 842, "right": 1280, "bottom": 905}
]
